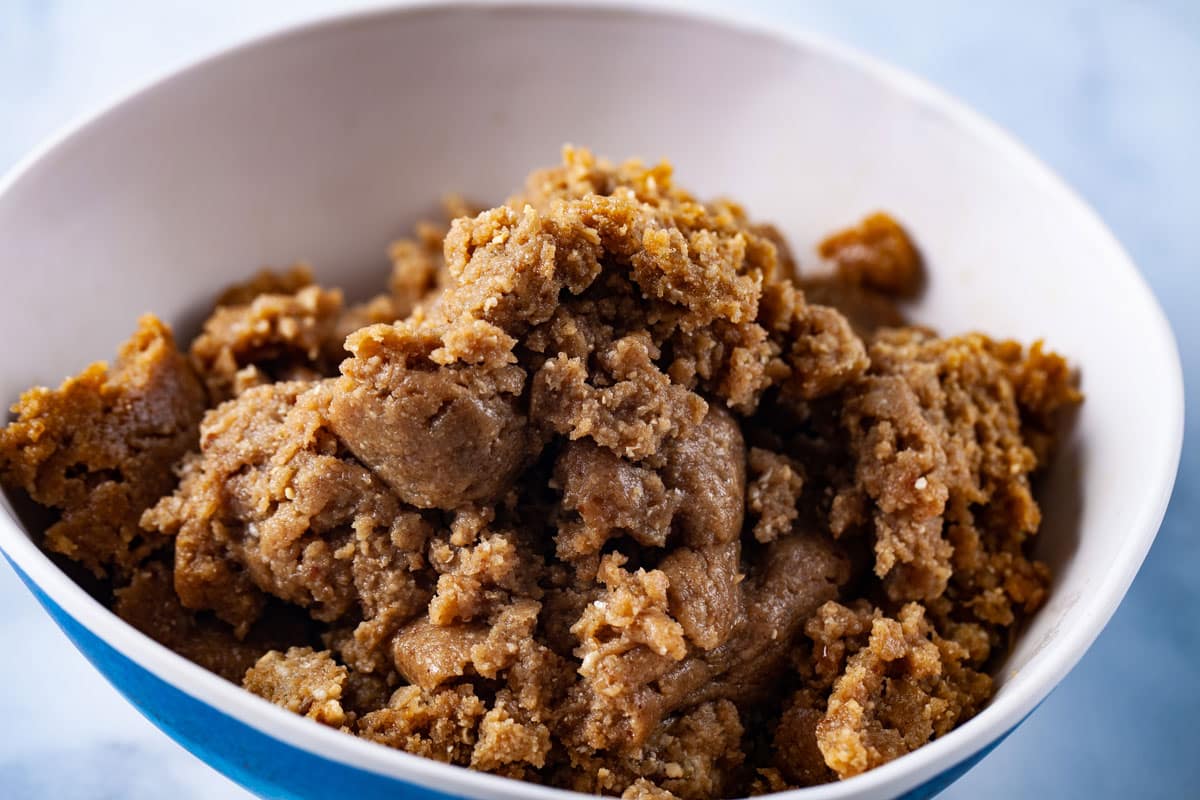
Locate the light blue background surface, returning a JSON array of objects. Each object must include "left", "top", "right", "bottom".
[{"left": 0, "top": 1, "right": 1196, "bottom": 798}]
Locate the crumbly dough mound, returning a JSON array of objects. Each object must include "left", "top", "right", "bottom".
[
  {"left": 332, "top": 204, "right": 466, "bottom": 359},
  {"left": 747, "top": 447, "right": 805, "bottom": 543},
  {"left": 818, "top": 211, "right": 924, "bottom": 298},
  {"left": 567, "top": 699, "right": 746, "bottom": 799},
  {"left": 0, "top": 315, "right": 205, "bottom": 578},
  {"left": 0, "top": 148, "right": 1081, "bottom": 798},
  {"left": 357, "top": 683, "right": 487, "bottom": 764},
  {"left": 214, "top": 264, "right": 317, "bottom": 308},
  {"left": 532, "top": 333, "right": 708, "bottom": 460},
  {"left": 142, "top": 380, "right": 430, "bottom": 639},
  {"left": 837, "top": 329, "right": 1064, "bottom": 621},
  {"left": 114, "top": 560, "right": 286, "bottom": 683},
  {"left": 243, "top": 646, "right": 349, "bottom": 728},
  {"left": 426, "top": 514, "right": 545, "bottom": 625},
  {"left": 191, "top": 283, "right": 344, "bottom": 402},
  {"left": 814, "top": 603, "right": 991, "bottom": 779},
  {"left": 358, "top": 602, "right": 562, "bottom": 779},
  {"left": 327, "top": 324, "right": 532, "bottom": 509}
]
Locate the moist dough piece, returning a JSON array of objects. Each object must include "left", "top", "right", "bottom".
[
  {"left": 659, "top": 541, "right": 741, "bottom": 651},
  {"left": 114, "top": 561, "right": 279, "bottom": 683},
  {"left": 391, "top": 617, "right": 487, "bottom": 690},
  {"left": 551, "top": 402, "right": 744, "bottom": 568},
  {"left": 243, "top": 646, "right": 349, "bottom": 728},
  {"left": 566, "top": 700, "right": 746, "bottom": 799},
  {"left": 772, "top": 688, "right": 836, "bottom": 787},
  {"left": 659, "top": 404, "right": 745, "bottom": 547},
  {"left": 746, "top": 447, "right": 805, "bottom": 543},
  {"left": 143, "top": 380, "right": 430, "bottom": 638},
  {"left": 566, "top": 532, "right": 849, "bottom": 754},
  {"left": 0, "top": 315, "right": 205, "bottom": 578},
  {"left": 327, "top": 323, "right": 532, "bottom": 509},
  {"left": 214, "top": 264, "right": 316, "bottom": 308},
  {"left": 554, "top": 439, "right": 681, "bottom": 560},
  {"left": 837, "top": 329, "right": 1063, "bottom": 621},
  {"left": 358, "top": 673, "right": 557, "bottom": 777},
  {"left": 815, "top": 603, "right": 991, "bottom": 779},
  {"left": 191, "top": 284, "right": 344, "bottom": 402},
  {"left": 818, "top": 212, "right": 924, "bottom": 298}
]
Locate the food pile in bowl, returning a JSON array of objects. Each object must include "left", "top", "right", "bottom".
[{"left": 0, "top": 148, "right": 1079, "bottom": 799}]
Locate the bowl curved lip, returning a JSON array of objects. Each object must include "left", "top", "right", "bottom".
[{"left": 0, "top": 2, "right": 1184, "bottom": 799}]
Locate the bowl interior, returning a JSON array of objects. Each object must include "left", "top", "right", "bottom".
[{"left": 0, "top": 2, "right": 1181, "bottom": 794}]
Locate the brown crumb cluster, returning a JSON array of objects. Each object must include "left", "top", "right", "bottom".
[{"left": 0, "top": 148, "right": 1080, "bottom": 799}]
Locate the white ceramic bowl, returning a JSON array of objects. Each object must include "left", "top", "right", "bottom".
[{"left": 0, "top": 3, "right": 1183, "bottom": 800}]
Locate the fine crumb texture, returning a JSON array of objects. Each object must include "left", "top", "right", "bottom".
[
  {"left": 243, "top": 647, "right": 349, "bottom": 728},
  {"left": 0, "top": 148, "right": 1081, "bottom": 799},
  {"left": 190, "top": 283, "right": 345, "bottom": 402},
  {"left": 809, "top": 602, "right": 992, "bottom": 779}
]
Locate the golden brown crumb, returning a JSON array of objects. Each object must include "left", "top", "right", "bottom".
[
  {"left": 747, "top": 447, "right": 804, "bottom": 543},
  {"left": 818, "top": 212, "right": 924, "bottom": 298},
  {"left": 114, "top": 561, "right": 282, "bottom": 683},
  {"left": 0, "top": 315, "right": 205, "bottom": 578},
  {"left": 213, "top": 264, "right": 316, "bottom": 308},
  {"left": 190, "top": 284, "right": 344, "bottom": 402},
  {"left": 243, "top": 647, "right": 349, "bottom": 728},
  {"left": 816, "top": 603, "right": 991, "bottom": 778}
]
